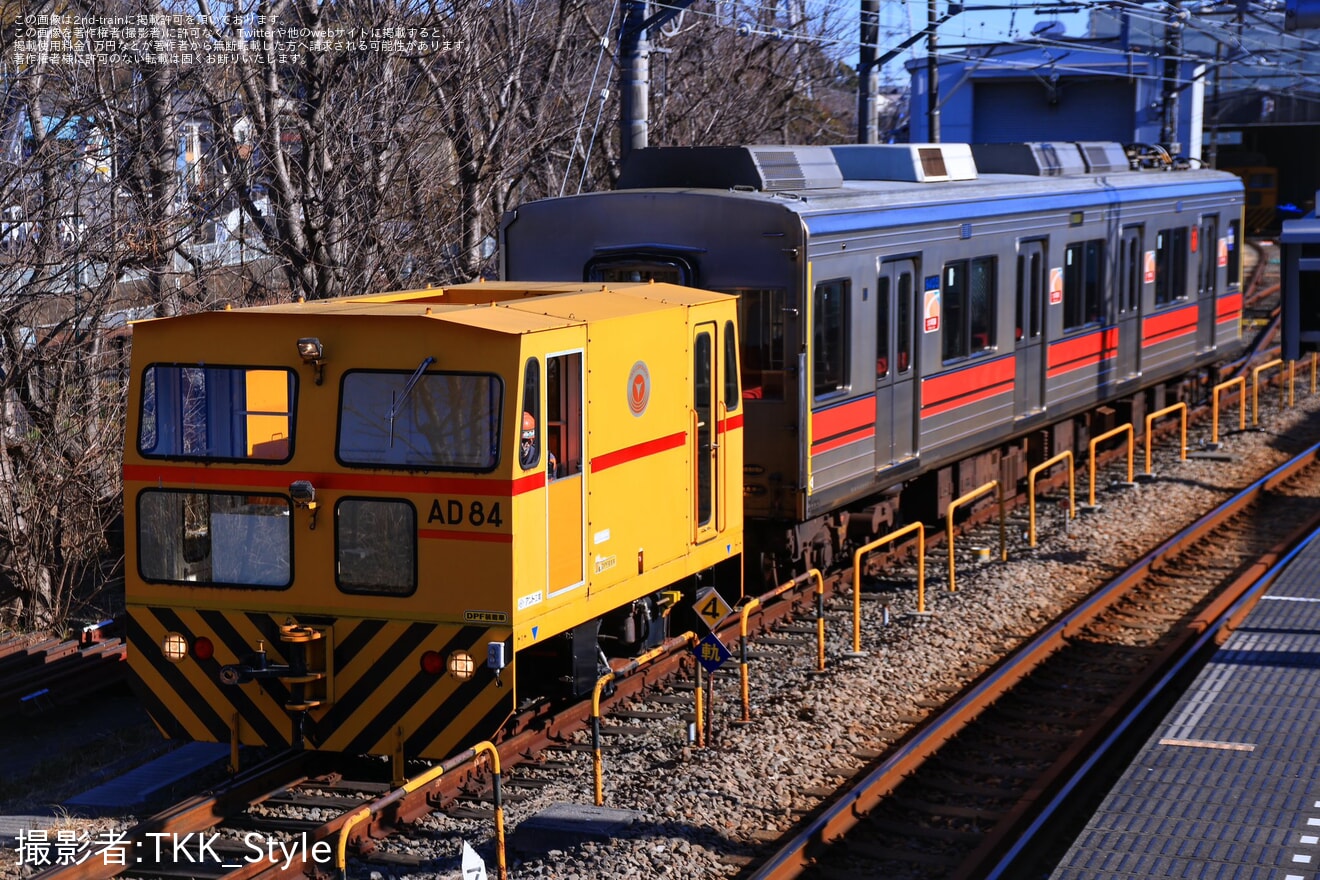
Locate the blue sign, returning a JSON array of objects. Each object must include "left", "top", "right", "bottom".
[{"left": 694, "top": 633, "right": 732, "bottom": 673}]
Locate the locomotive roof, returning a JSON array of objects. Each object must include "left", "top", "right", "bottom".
[{"left": 133, "top": 281, "right": 733, "bottom": 336}]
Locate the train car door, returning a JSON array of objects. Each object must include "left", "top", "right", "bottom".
[
  {"left": 1014, "top": 240, "right": 1047, "bottom": 418},
  {"left": 1196, "top": 215, "right": 1218, "bottom": 353},
  {"left": 547, "top": 351, "right": 584, "bottom": 592},
  {"left": 1116, "top": 226, "right": 1143, "bottom": 380},
  {"left": 876, "top": 257, "right": 918, "bottom": 465},
  {"left": 693, "top": 322, "right": 720, "bottom": 542}
]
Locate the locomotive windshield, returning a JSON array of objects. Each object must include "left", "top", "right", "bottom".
[
  {"left": 337, "top": 370, "right": 502, "bottom": 470},
  {"left": 138, "top": 365, "right": 294, "bottom": 461},
  {"left": 138, "top": 490, "right": 291, "bottom": 588}
]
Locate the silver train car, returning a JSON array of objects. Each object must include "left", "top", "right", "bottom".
[{"left": 501, "top": 142, "right": 1244, "bottom": 576}]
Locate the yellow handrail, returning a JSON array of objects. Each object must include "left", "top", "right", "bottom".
[
  {"left": 1211, "top": 377, "right": 1246, "bottom": 447},
  {"left": 946, "top": 481, "right": 1006, "bottom": 592},
  {"left": 1143, "top": 402, "right": 1187, "bottom": 475},
  {"left": 1028, "top": 452, "right": 1075, "bottom": 548},
  {"left": 850, "top": 523, "right": 926, "bottom": 655},
  {"left": 1087, "top": 424, "right": 1134, "bottom": 507}
]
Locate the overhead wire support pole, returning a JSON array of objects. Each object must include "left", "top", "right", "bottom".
[
  {"left": 859, "top": 0, "right": 880, "bottom": 144},
  {"left": 928, "top": 0, "right": 941, "bottom": 142},
  {"left": 1161, "top": 0, "right": 1184, "bottom": 153},
  {"left": 619, "top": 0, "right": 697, "bottom": 163}
]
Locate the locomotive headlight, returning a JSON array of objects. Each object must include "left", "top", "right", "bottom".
[
  {"left": 161, "top": 632, "right": 189, "bottom": 662},
  {"left": 447, "top": 650, "right": 475, "bottom": 680}
]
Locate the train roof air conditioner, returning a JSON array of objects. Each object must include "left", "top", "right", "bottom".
[
  {"left": 831, "top": 144, "right": 978, "bottom": 182},
  {"left": 617, "top": 145, "right": 842, "bottom": 192}
]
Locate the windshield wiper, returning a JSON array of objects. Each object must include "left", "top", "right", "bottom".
[{"left": 387, "top": 356, "right": 435, "bottom": 445}]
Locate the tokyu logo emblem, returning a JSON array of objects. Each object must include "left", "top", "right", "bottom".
[{"left": 628, "top": 361, "right": 650, "bottom": 416}]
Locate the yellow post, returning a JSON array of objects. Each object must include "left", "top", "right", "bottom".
[
  {"left": 1210, "top": 377, "right": 1246, "bottom": 447},
  {"left": 946, "top": 480, "right": 1003, "bottom": 592},
  {"left": 1289, "top": 360, "right": 1296, "bottom": 408},
  {"left": 1312, "top": 351, "right": 1317, "bottom": 395},
  {"left": 1086, "top": 424, "right": 1134, "bottom": 507},
  {"left": 1027, "top": 451, "right": 1075, "bottom": 548},
  {"left": 736, "top": 574, "right": 805, "bottom": 723},
  {"left": 849, "top": 522, "right": 926, "bottom": 656},
  {"left": 1143, "top": 402, "right": 1188, "bottom": 476},
  {"left": 591, "top": 672, "right": 615, "bottom": 806},
  {"left": 591, "top": 633, "right": 696, "bottom": 804},
  {"left": 1251, "top": 358, "right": 1283, "bottom": 426},
  {"left": 472, "top": 742, "right": 508, "bottom": 880},
  {"left": 804, "top": 568, "right": 826, "bottom": 673}
]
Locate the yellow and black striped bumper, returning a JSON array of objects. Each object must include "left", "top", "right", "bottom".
[{"left": 128, "top": 606, "right": 513, "bottom": 760}]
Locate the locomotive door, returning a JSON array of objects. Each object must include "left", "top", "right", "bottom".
[
  {"left": 693, "top": 322, "right": 720, "bottom": 542},
  {"left": 876, "top": 258, "right": 918, "bottom": 465},
  {"left": 1196, "top": 216, "right": 1218, "bottom": 353},
  {"left": 547, "top": 351, "right": 584, "bottom": 592},
  {"left": 1116, "top": 226, "right": 1143, "bottom": 380},
  {"left": 1014, "top": 240, "right": 1047, "bottom": 418}
]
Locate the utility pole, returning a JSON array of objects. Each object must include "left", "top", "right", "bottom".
[
  {"left": 619, "top": 0, "right": 697, "bottom": 163},
  {"left": 858, "top": 0, "right": 880, "bottom": 144},
  {"left": 620, "top": 0, "right": 650, "bottom": 162},
  {"left": 1160, "top": 0, "right": 1183, "bottom": 154},
  {"left": 927, "top": 0, "right": 940, "bottom": 143}
]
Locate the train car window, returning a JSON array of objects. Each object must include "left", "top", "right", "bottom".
[
  {"left": 1119, "top": 228, "right": 1142, "bottom": 315},
  {"left": 942, "top": 257, "right": 997, "bottom": 362},
  {"left": 335, "top": 498, "right": 416, "bottom": 595},
  {"left": 734, "top": 288, "right": 786, "bottom": 400},
  {"left": 1015, "top": 248, "right": 1044, "bottom": 339},
  {"left": 897, "top": 271, "right": 912, "bottom": 373},
  {"left": 1226, "top": 220, "right": 1240, "bottom": 284},
  {"left": 338, "top": 370, "right": 501, "bottom": 471},
  {"left": 520, "top": 358, "right": 542, "bottom": 469},
  {"left": 723, "top": 320, "right": 740, "bottom": 411},
  {"left": 943, "top": 263, "right": 968, "bottom": 360},
  {"left": 1063, "top": 240, "right": 1105, "bottom": 330},
  {"left": 586, "top": 255, "right": 691, "bottom": 285},
  {"left": 1155, "top": 227, "right": 1188, "bottom": 306},
  {"left": 1199, "top": 216, "right": 1218, "bottom": 297},
  {"left": 138, "top": 365, "right": 294, "bottom": 462},
  {"left": 812, "top": 279, "right": 850, "bottom": 398},
  {"left": 877, "top": 276, "right": 890, "bottom": 378},
  {"left": 137, "top": 490, "right": 291, "bottom": 588}
]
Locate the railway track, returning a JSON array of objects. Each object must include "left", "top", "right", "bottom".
[
  {"left": 0, "top": 619, "right": 126, "bottom": 716},
  {"left": 747, "top": 440, "right": 1320, "bottom": 880}
]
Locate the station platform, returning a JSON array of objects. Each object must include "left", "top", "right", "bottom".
[{"left": 1050, "top": 532, "right": 1320, "bottom": 879}]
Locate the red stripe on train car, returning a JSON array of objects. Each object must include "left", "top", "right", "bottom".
[
  {"left": 921, "top": 356, "right": 1014, "bottom": 418},
  {"left": 1217, "top": 292, "right": 1243, "bottom": 322},
  {"left": 719, "top": 413, "right": 745, "bottom": 432},
  {"left": 1047, "top": 327, "right": 1119, "bottom": 378},
  {"left": 813, "top": 425, "right": 876, "bottom": 455},
  {"left": 124, "top": 464, "right": 541, "bottom": 497},
  {"left": 1143, "top": 304, "right": 1198, "bottom": 347},
  {"left": 812, "top": 395, "right": 876, "bottom": 444},
  {"left": 589, "top": 431, "right": 687, "bottom": 473},
  {"left": 419, "top": 529, "right": 513, "bottom": 544}
]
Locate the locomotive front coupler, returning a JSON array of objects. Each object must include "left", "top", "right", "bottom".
[{"left": 218, "top": 642, "right": 284, "bottom": 685}]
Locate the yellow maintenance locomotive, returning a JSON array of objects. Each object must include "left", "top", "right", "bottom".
[{"left": 124, "top": 282, "right": 743, "bottom": 764}]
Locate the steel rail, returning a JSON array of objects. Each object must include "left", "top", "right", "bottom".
[{"left": 746, "top": 439, "right": 1320, "bottom": 879}]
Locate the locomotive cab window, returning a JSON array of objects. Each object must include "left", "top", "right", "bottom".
[
  {"left": 586, "top": 255, "right": 692, "bottom": 285},
  {"left": 138, "top": 365, "right": 294, "bottom": 461},
  {"left": 941, "top": 257, "right": 997, "bottom": 362},
  {"left": 812, "top": 279, "right": 850, "bottom": 399},
  {"left": 338, "top": 369, "right": 502, "bottom": 471},
  {"left": 336, "top": 498, "right": 416, "bottom": 595},
  {"left": 138, "top": 490, "right": 291, "bottom": 588},
  {"left": 1063, "top": 240, "right": 1105, "bottom": 331}
]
